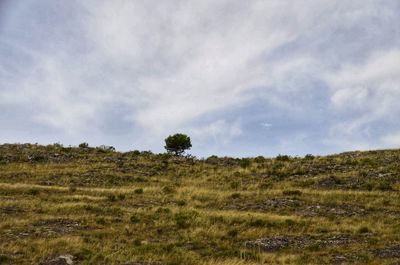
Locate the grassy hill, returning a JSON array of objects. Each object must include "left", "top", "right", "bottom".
[{"left": 0, "top": 144, "right": 399, "bottom": 265}]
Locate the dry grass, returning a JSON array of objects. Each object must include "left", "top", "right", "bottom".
[{"left": 0, "top": 144, "right": 399, "bottom": 264}]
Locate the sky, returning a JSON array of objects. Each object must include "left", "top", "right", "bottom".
[{"left": 0, "top": 0, "right": 399, "bottom": 157}]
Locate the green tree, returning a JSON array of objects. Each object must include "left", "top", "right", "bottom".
[{"left": 164, "top": 133, "right": 192, "bottom": 156}]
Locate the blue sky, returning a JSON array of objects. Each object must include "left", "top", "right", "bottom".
[{"left": 1, "top": 0, "right": 399, "bottom": 157}]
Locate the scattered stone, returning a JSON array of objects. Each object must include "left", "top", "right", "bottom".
[
  {"left": 330, "top": 255, "right": 349, "bottom": 265},
  {"left": 317, "top": 176, "right": 341, "bottom": 188},
  {"left": 40, "top": 254, "right": 75, "bottom": 265},
  {"left": 0, "top": 206, "right": 24, "bottom": 215},
  {"left": 33, "top": 218, "right": 88, "bottom": 236},
  {"left": 224, "top": 199, "right": 375, "bottom": 217},
  {"left": 297, "top": 204, "right": 369, "bottom": 217},
  {"left": 2, "top": 218, "right": 89, "bottom": 242},
  {"left": 121, "top": 262, "right": 162, "bottom": 265},
  {"left": 373, "top": 245, "right": 400, "bottom": 258},
  {"left": 244, "top": 234, "right": 360, "bottom": 252},
  {"left": 224, "top": 198, "right": 302, "bottom": 212}
]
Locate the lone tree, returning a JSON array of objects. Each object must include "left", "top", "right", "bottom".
[{"left": 164, "top": 133, "right": 192, "bottom": 156}]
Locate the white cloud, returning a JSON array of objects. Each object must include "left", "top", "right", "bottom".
[
  {"left": 261, "top": 122, "right": 272, "bottom": 128},
  {"left": 191, "top": 119, "right": 242, "bottom": 145},
  {"left": 0, "top": 0, "right": 399, "bottom": 154},
  {"left": 382, "top": 132, "right": 400, "bottom": 147},
  {"left": 326, "top": 49, "right": 400, "bottom": 137}
]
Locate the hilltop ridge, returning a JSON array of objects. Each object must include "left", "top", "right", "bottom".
[{"left": 0, "top": 143, "right": 399, "bottom": 264}]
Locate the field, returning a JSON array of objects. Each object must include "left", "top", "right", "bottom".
[{"left": 0, "top": 144, "right": 399, "bottom": 264}]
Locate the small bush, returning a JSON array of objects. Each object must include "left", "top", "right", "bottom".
[
  {"left": 205, "top": 155, "right": 218, "bottom": 165},
  {"left": 0, "top": 254, "right": 9, "bottom": 263},
  {"left": 231, "top": 193, "right": 241, "bottom": 199},
  {"left": 248, "top": 219, "right": 266, "bottom": 227},
  {"left": 304, "top": 154, "right": 315, "bottom": 160},
  {"left": 307, "top": 243, "right": 322, "bottom": 251},
  {"left": 96, "top": 217, "right": 107, "bottom": 225},
  {"left": 230, "top": 181, "right": 240, "bottom": 189},
  {"left": 176, "top": 200, "right": 186, "bottom": 206},
  {"left": 284, "top": 219, "right": 296, "bottom": 226},
  {"left": 174, "top": 211, "right": 198, "bottom": 229},
  {"left": 282, "top": 190, "right": 302, "bottom": 196},
  {"left": 134, "top": 188, "right": 143, "bottom": 194},
  {"left": 79, "top": 142, "right": 89, "bottom": 148},
  {"left": 162, "top": 185, "right": 175, "bottom": 194},
  {"left": 239, "top": 158, "right": 251, "bottom": 168},
  {"left": 227, "top": 229, "right": 238, "bottom": 237},
  {"left": 376, "top": 181, "right": 393, "bottom": 191},
  {"left": 276, "top": 154, "right": 290, "bottom": 161},
  {"left": 155, "top": 207, "right": 172, "bottom": 214},
  {"left": 358, "top": 226, "right": 370, "bottom": 234},
  {"left": 254, "top": 156, "right": 265, "bottom": 163},
  {"left": 27, "top": 189, "right": 40, "bottom": 196},
  {"left": 130, "top": 214, "right": 140, "bottom": 223},
  {"left": 107, "top": 194, "right": 117, "bottom": 202}
]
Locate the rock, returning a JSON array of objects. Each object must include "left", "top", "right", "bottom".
[
  {"left": 317, "top": 176, "right": 341, "bottom": 188},
  {"left": 40, "top": 254, "right": 75, "bottom": 265},
  {"left": 244, "top": 234, "right": 360, "bottom": 252},
  {"left": 373, "top": 245, "right": 400, "bottom": 258},
  {"left": 0, "top": 206, "right": 24, "bottom": 215},
  {"left": 121, "top": 262, "right": 162, "bottom": 265},
  {"left": 330, "top": 255, "right": 348, "bottom": 264}
]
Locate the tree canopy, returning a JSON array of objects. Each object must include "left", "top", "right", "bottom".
[{"left": 164, "top": 133, "right": 192, "bottom": 156}]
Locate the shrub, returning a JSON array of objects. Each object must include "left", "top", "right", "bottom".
[
  {"left": 162, "top": 185, "right": 175, "bottom": 194},
  {"left": 358, "top": 226, "right": 370, "bottom": 234},
  {"left": 134, "top": 188, "right": 143, "bottom": 194},
  {"left": 276, "top": 154, "right": 290, "bottom": 161},
  {"left": 79, "top": 142, "right": 89, "bottom": 148},
  {"left": 107, "top": 194, "right": 117, "bottom": 202},
  {"left": 282, "top": 190, "right": 302, "bottom": 196},
  {"left": 155, "top": 207, "right": 172, "bottom": 214},
  {"left": 130, "top": 214, "right": 140, "bottom": 223},
  {"left": 132, "top": 150, "right": 141, "bottom": 155},
  {"left": 0, "top": 254, "right": 9, "bottom": 263},
  {"left": 231, "top": 193, "right": 241, "bottom": 199},
  {"left": 304, "top": 154, "right": 315, "bottom": 160},
  {"left": 27, "top": 189, "right": 40, "bottom": 195},
  {"left": 176, "top": 200, "right": 186, "bottom": 206},
  {"left": 239, "top": 158, "right": 251, "bottom": 168},
  {"left": 230, "top": 181, "right": 240, "bottom": 189},
  {"left": 206, "top": 155, "right": 219, "bottom": 164},
  {"left": 96, "top": 217, "right": 107, "bottom": 225},
  {"left": 254, "top": 156, "right": 265, "bottom": 163},
  {"left": 248, "top": 219, "right": 266, "bottom": 227},
  {"left": 68, "top": 185, "right": 77, "bottom": 193},
  {"left": 227, "top": 229, "right": 238, "bottom": 237},
  {"left": 174, "top": 211, "right": 198, "bottom": 229}
]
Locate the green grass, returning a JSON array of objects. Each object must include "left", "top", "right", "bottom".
[{"left": 0, "top": 144, "right": 399, "bottom": 264}]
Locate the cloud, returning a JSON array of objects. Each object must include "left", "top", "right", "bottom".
[
  {"left": 382, "top": 132, "right": 400, "bottom": 147},
  {"left": 326, "top": 49, "right": 400, "bottom": 139},
  {"left": 191, "top": 119, "right": 242, "bottom": 145},
  {"left": 261, "top": 122, "right": 272, "bottom": 128},
  {"left": 0, "top": 0, "right": 399, "bottom": 155}
]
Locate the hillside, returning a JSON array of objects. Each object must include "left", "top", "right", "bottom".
[{"left": 0, "top": 144, "right": 399, "bottom": 265}]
